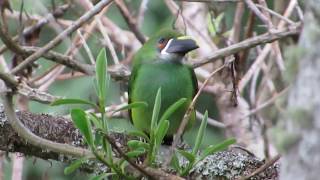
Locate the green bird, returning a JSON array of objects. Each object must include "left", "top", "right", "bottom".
[{"left": 128, "top": 29, "right": 199, "bottom": 143}]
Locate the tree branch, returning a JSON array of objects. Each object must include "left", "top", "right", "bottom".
[
  {"left": 0, "top": 91, "right": 92, "bottom": 158},
  {"left": 0, "top": 4, "right": 70, "bottom": 55},
  {"left": 191, "top": 24, "right": 301, "bottom": 68},
  {"left": 114, "top": 0, "right": 146, "bottom": 44},
  {"left": 0, "top": 105, "right": 279, "bottom": 179},
  {"left": 10, "top": 0, "right": 113, "bottom": 75}
]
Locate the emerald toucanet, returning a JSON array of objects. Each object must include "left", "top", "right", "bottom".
[{"left": 128, "top": 29, "right": 199, "bottom": 143}]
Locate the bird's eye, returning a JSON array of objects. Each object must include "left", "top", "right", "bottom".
[
  {"left": 158, "top": 38, "right": 165, "bottom": 44},
  {"left": 157, "top": 38, "right": 168, "bottom": 51}
]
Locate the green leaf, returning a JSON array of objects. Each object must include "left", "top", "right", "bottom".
[
  {"left": 214, "top": 13, "right": 224, "bottom": 32},
  {"left": 71, "top": 109, "right": 93, "bottom": 147},
  {"left": 199, "top": 138, "right": 236, "bottom": 162},
  {"left": 207, "top": 13, "right": 224, "bottom": 36},
  {"left": 192, "top": 110, "right": 208, "bottom": 155},
  {"left": 64, "top": 157, "right": 88, "bottom": 175},
  {"left": 177, "top": 149, "right": 195, "bottom": 164},
  {"left": 87, "top": 113, "right": 102, "bottom": 129},
  {"left": 207, "top": 13, "right": 216, "bottom": 36},
  {"left": 155, "top": 120, "right": 169, "bottom": 146},
  {"left": 89, "top": 173, "right": 116, "bottom": 180},
  {"left": 126, "top": 148, "right": 146, "bottom": 158},
  {"left": 127, "top": 140, "right": 149, "bottom": 150},
  {"left": 94, "top": 130, "right": 103, "bottom": 147},
  {"left": 95, "top": 48, "right": 108, "bottom": 106},
  {"left": 150, "top": 88, "right": 162, "bottom": 132},
  {"left": 128, "top": 131, "right": 150, "bottom": 141},
  {"left": 120, "top": 161, "right": 129, "bottom": 174},
  {"left": 51, "top": 98, "right": 98, "bottom": 109},
  {"left": 158, "top": 98, "right": 186, "bottom": 128},
  {"left": 112, "top": 102, "right": 148, "bottom": 114},
  {"left": 171, "top": 153, "right": 181, "bottom": 174}
]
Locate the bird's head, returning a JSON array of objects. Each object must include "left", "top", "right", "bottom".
[
  {"left": 133, "top": 29, "right": 199, "bottom": 67},
  {"left": 155, "top": 30, "right": 199, "bottom": 60}
]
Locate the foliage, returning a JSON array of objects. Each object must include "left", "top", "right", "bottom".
[
  {"left": 171, "top": 111, "right": 236, "bottom": 176},
  {"left": 51, "top": 49, "right": 235, "bottom": 178}
]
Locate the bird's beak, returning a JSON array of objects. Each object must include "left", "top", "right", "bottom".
[{"left": 166, "top": 36, "right": 199, "bottom": 54}]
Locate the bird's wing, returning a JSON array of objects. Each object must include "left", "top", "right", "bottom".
[
  {"left": 188, "top": 66, "right": 198, "bottom": 96},
  {"left": 127, "top": 65, "right": 139, "bottom": 123}
]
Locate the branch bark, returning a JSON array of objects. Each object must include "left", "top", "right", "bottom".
[{"left": 0, "top": 104, "right": 279, "bottom": 179}]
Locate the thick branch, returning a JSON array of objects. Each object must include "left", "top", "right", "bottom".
[
  {"left": 0, "top": 106, "right": 85, "bottom": 160},
  {"left": 0, "top": 105, "right": 279, "bottom": 179},
  {"left": 1, "top": 92, "right": 92, "bottom": 157}
]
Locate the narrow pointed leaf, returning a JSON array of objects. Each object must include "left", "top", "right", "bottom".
[
  {"left": 177, "top": 149, "right": 195, "bottom": 164},
  {"left": 128, "top": 131, "right": 150, "bottom": 141},
  {"left": 171, "top": 153, "right": 181, "bottom": 174},
  {"left": 127, "top": 140, "right": 149, "bottom": 150},
  {"left": 120, "top": 161, "right": 129, "bottom": 174},
  {"left": 71, "top": 109, "right": 93, "bottom": 147},
  {"left": 126, "top": 148, "right": 146, "bottom": 158},
  {"left": 64, "top": 157, "right": 88, "bottom": 175},
  {"left": 150, "top": 88, "right": 161, "bottom": 132},
  {"left": 199, "top": 138, "right": 236, "bottom": 162},
  {"left": 158, "top": 98, "right": 186, "bottom": 128},
  {"left": 192, "top": 110, "right": 208, "bottom": 155},
  {"left": 95, "top": 48, "right": 108, "bottom": 105},
  {"left": 87, "top": 113, "right": 102, "bottom": 129},
  {"left": 51, "top": 98, "right": 98, "bottom": 109},
  {"left": 155, "top": 120, "right": 169, "bottom": 146}
]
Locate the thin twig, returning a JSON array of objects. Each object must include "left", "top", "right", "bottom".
[
  {"left": 241, "top": 154, "right": 281, "bottom": 180},
  {"left": 239, "top": 0, "right": 298, "bottom": 91},
  {"left": 137, "top": 0, "right": 148, "bottom": 28},
  {"left": 23, "top": 47, "right": 94, "bottom": 75},
  {"left": 196, "top": 111, "right": 226, "bottom": 128},
  {"left": 115, "top": 0, "right": 146, "bottom": 44},
  {"left": 103, "top": 134, "right": 155, "bottom": 179},
  {"left": 0, "top": 4, "right": 69, "bottom": 55},
  {"left": 242, "top": 87, "right": 289, "bottom": 119},
  {"left": 257, "top": 0, "right": 285, "bottom": 71},
  {"left": 77, "top": 30, "right": 96, "bottom": 65},
  {"left": 11, "top": 0, "right": 113, "bottom": 75},
  {"left": 192, "top": 25, "right": 301, "bottom": 68},
  {"left": 244, "top": 0, "right": 273, "bottom": 29},
  {"left": 255, "top": 4, "right": 295, "bottom": 25}
]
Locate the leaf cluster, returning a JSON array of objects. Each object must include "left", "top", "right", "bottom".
[{"left": 51, "top": 49, "right": 236, "bottom": 179}]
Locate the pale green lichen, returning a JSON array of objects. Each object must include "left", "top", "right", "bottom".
[
  {"left": 282, "top": 45, "right": 305, "bottom": 83},
  {"left": 190, "top": 151, "right": 258, "bottom": 179},
  {"left": 269, "top": 127, "right": 300, "bottom": 153},
  {"left": 287, "top": 107, "right": 313, "bottom": 129}
]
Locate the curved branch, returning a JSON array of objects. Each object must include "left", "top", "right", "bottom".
[{"left": 0, "top": 91, "right": 92, "bottom": 158}]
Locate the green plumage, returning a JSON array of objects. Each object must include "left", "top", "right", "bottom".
[{"left": 128, "top": 29, "right": 198, "bottom": 136}]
